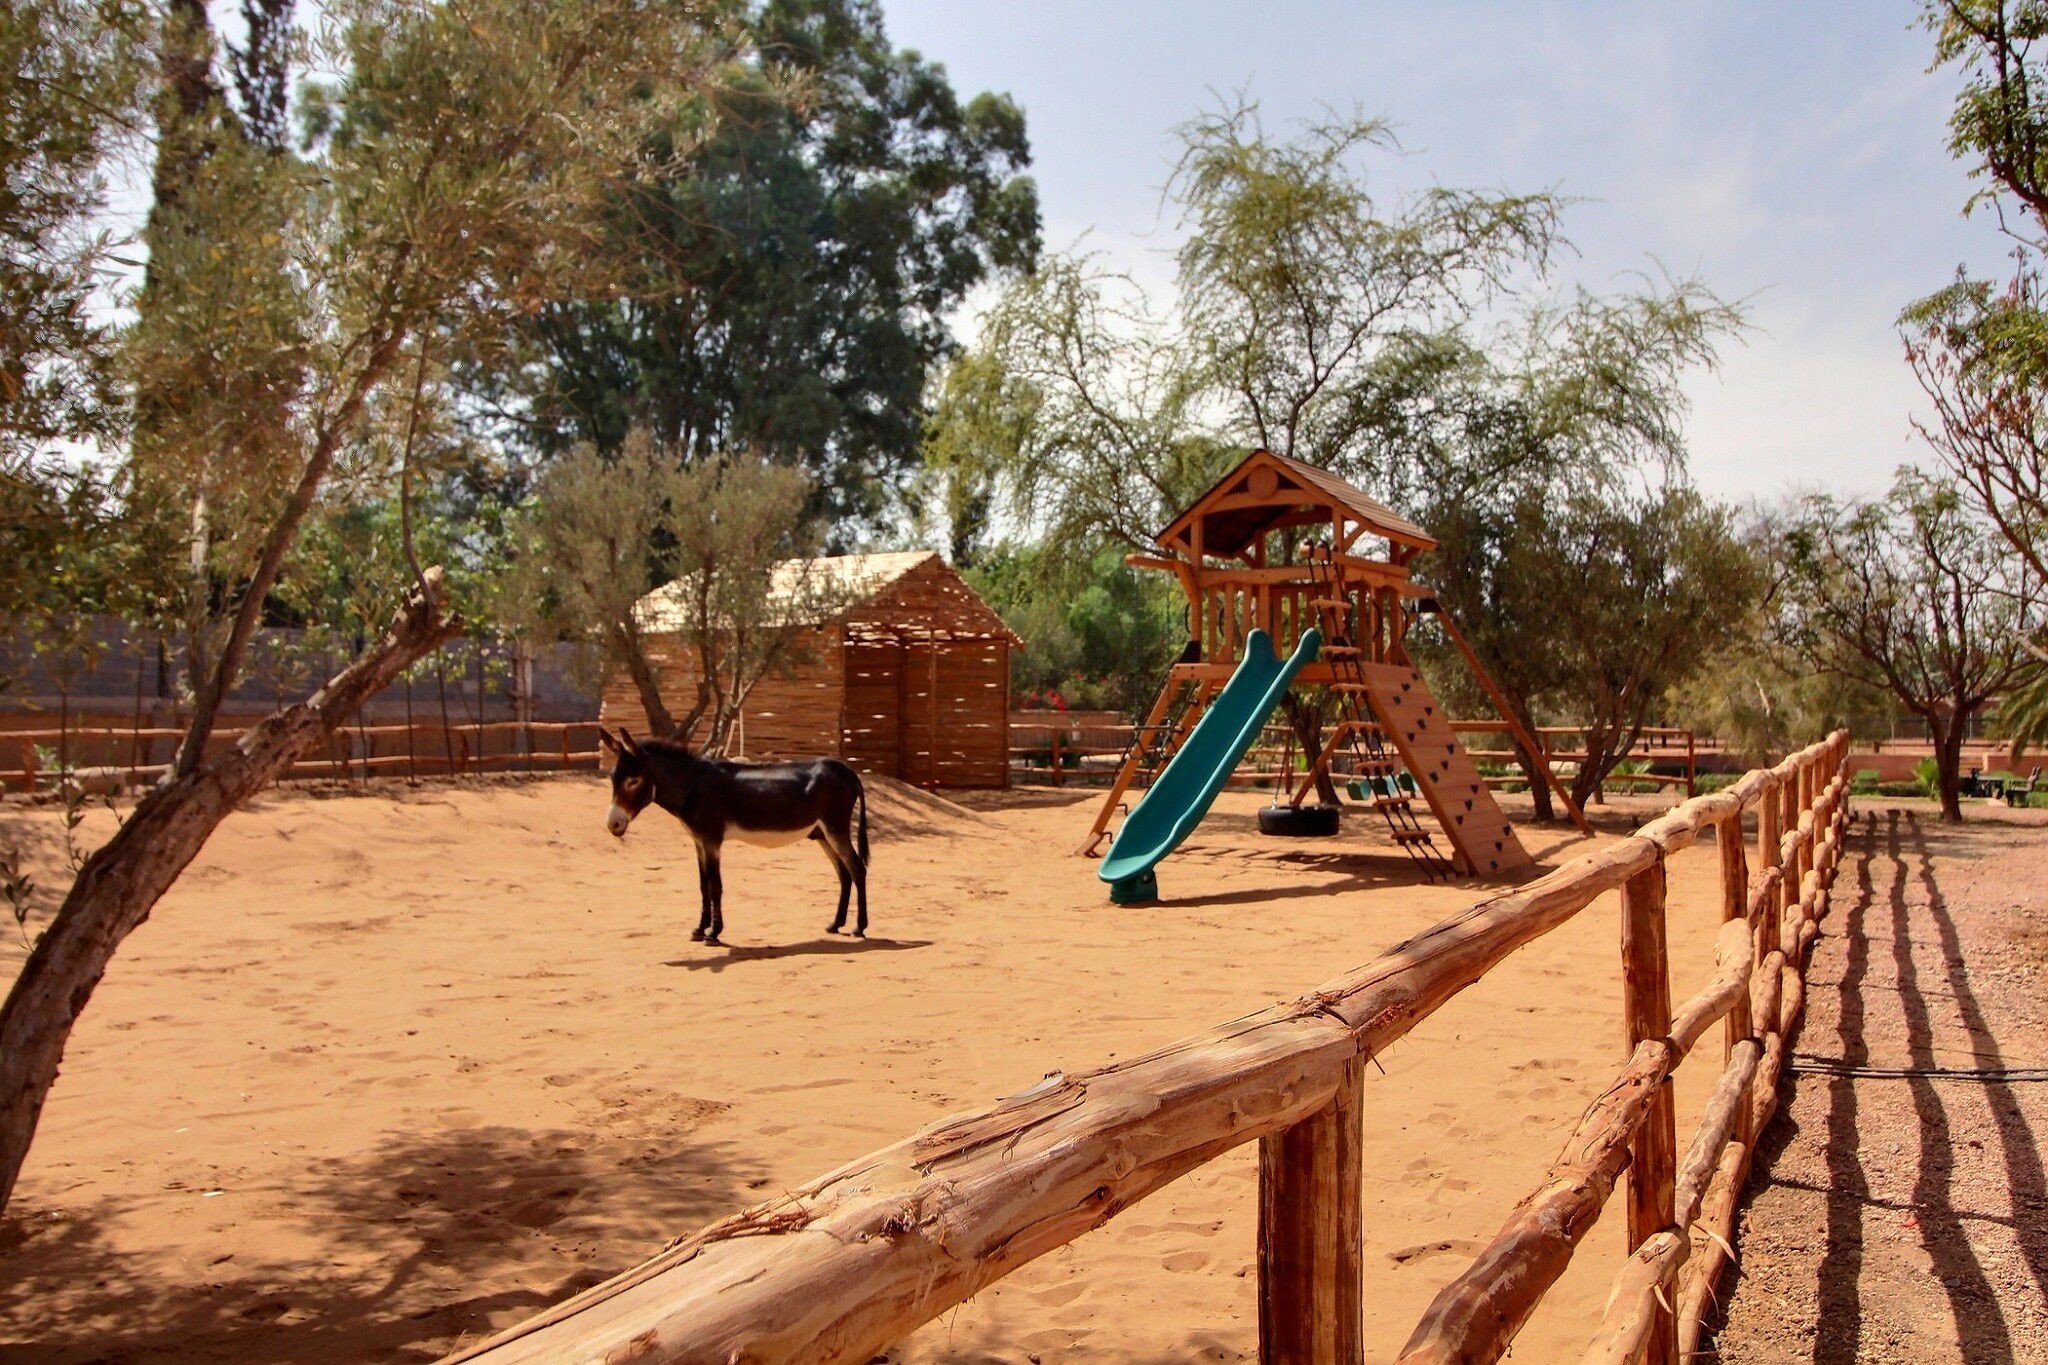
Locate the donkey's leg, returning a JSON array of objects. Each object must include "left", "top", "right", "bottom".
[
  {"left": 692, "top": 838, "right": 715, "bottom": 942},
  {"left": 705, "top": 844, "right": 726, "bottom": 944},
  {"left": 819, "top": 832, "right": 853, "bottom": 934},
  {"left": 820, "top": 818, "right": 867, "bottom": 938}
]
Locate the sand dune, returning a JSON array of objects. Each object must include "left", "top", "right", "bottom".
[{"left": 0, "top": 775, "right": 1742, "bottom": 1361}]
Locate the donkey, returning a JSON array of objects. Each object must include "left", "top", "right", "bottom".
[{"left": 597, "top": 727, "right": 870, "bottom": 945}]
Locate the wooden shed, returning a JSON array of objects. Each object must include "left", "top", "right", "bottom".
[{"left": 599, "top": 551, "right": 1019, "bottom": 788}]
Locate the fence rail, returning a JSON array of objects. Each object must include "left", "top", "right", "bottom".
[
  {"left": 445, "top": 731, "right": 1850, "bottom": 1364},
  {"left": 1009, "top": 719, "right": 1699, "bottom": 797},
  {"left": 2, "top": 720, "right": 606, "bottom": 792}
]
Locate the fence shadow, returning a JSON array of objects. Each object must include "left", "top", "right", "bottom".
[{"left": 0, "top": 1121, "right": 748, "bottom": 1363}]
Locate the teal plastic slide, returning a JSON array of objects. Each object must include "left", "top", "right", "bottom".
[{"left": 1099, "top": 627, "right": 1322, "bottom": 903}]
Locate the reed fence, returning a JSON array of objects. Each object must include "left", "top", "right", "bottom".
[
  {"left": 2, "top": 720, "right": 606, "bottom": 792},
  {"left": 445, "top": 731, "right": 1850, "bottom": 1364}
]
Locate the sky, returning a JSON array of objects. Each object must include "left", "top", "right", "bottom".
[{"left": 879, "top": 0, "right": 2014, "bottom": 504}]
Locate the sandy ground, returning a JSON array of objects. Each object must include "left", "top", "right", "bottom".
[
  {"left": 1712, "top": 802, "right": 2048, "bottom": 1364},
  {"left": 0, "top": 775, "right": 1798, "bottom": 1361}
]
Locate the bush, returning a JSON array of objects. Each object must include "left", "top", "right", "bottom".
[
  {"left": 1913, "top": 757, "right": 1940, "bottom": 797},
  {"left": 1876, "top": 780, "right": 1926, "bottom": 798},
  {"left": 1694, "top": 772, "right": 1740, "bottom": 794},
  {"left": 1851, "top": 768, "right": 1882, "bottom": 794}
]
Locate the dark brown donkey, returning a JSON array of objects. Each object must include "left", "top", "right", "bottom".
[{"left": 597, "top": 727, "right": 869, "bottom": 945}]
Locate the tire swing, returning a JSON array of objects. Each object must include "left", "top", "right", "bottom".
[{"left": 1259, "top": 701, "right": 1341, "bottom": 837}]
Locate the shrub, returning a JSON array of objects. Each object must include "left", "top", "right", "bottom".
[
  {"left": 1876, "top": 780, "right": 1926, "bottom": 798},
  {"left": 1695, "top": 772, "right": 1740, "bottom": 794},
  {"left": 1851, "top": 768, "right": 1882, "bottom": 794},
  {"left": 1913, "top": 757, "right": 1940, "bottom": 796}
]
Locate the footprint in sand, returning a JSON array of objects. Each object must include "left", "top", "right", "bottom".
[
  {"left": 1386, "top": 1237, "right": 1488, "bottom": 1267},
  {"left": 1161, "top": 1249, "right": 1210, "bottom": 1273}
]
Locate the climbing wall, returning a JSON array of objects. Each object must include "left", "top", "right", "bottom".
[{"left": 1355, "top": 663, "right": 1532, "bottom": 876}]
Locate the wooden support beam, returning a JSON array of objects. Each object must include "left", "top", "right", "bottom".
[
  {"left": 1428, "top": 607, "right": 1593, "bottom": 834},
  {"left": 1621, "top": 859, "right": 1677, "bottom": 1365},
  {"left": 1258, "top": 1051, "right": 1365, "bottom": 1365}
]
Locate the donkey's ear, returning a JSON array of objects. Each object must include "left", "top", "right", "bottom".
[
  {"left": 597, "top": 727, "right": 621, "bottom": 756},
  {"left": 617, "top": 726, "right": 642, "bottom": 756}
]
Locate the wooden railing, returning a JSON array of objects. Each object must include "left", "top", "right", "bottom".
[
  {"left": 1452, "top": 722, "right": 1698, "bottom": 796},
  {"left": 1009, "top": 718, "right": 1699, "bottom": 797},
  {"left": 2, "top": 720, "right": 605, "bottom": 791},
  {"left": 446, "top": 732, "right": 1850, "bottom": 1364}
]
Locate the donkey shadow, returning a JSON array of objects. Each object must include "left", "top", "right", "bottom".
[{"left": 665, "top": 936, "right": 932, "bottom": 973}]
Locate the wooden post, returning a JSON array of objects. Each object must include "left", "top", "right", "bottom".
[
  {"left": 1050, "top": 729, "right": 1063, "bottom": 787},
  {"left": 1621, "top": 859, "right": 1676, "bottom": 1365},
  {"left": 1717, "top": 811, "right": 1753, "bottom": 1152},
  {"left": 1685, "top": 730, "right": 1697, "bottom": 797},
  {"left": 1259, "top": 1051, "right": 1365, "bottom": 1365}
]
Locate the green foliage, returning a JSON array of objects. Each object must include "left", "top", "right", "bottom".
[
  {"left": 1877, "top": 779, "right": 1930, "bottom": 798},
  {"left": 965, "top": 544, "right": 1182, "bottom": 718},
  {"left": 1915, "top": 756, "right": 1943, "bottom": 797},
  {"left": 477, "top": 0, "right": 1040, "bottom": 531},
  {"left": 1851, "top": 769, "right": 1884, "bottom": 794},
  {"left": 928, "top": 100, "right": 1567, "bottom": 559},
  {"left": 0, "top": 0, "right": 145, "bottom": 462},
  {"left": 1778, "top": 468, "right": 2040, "bottom": 817},
  {"left": 1695, "top": 772, "right": 1741, "bottom": 794},
  {"left": 509, "top": 434, "right": 832, "bottom": 752}
]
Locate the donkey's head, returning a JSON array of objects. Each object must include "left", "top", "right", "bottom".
[{"left": 598, "top": 727, "right": 656, "bottom": 838}]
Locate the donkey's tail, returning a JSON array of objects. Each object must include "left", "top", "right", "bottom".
[{"left": 857, "top": 779, "right": 870, "bottom": 866}]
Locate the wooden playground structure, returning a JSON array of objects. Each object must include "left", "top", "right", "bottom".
[{"left": 1079, "top": 448, "right": 1589, "bottom": 878}]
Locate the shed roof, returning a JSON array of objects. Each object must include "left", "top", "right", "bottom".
[
  {"left": 635, "top": 550, "right": 1020, "bottom": 645},
  {"left": 1154, "top": 448, "right": 1435, "bottom": 557}
]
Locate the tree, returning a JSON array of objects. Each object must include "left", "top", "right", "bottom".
[
  {"left": 965, "top": 543, "right": 1183, "bottom": 718},
  {"left": 1779, "top": 470, "right": 2042, "bottom": 820},
  {"left": 471, "top": 0, "right": 1039, "bottom": 531},
  {"left": 1429, "top": 479, "right": 1764, "bottom": 813},
  {"left": 0, "top": 0, "right": 144, "bottom": 463},
  {"left": 1908, "top": 2, "right": 2048, "bottom": 749},
  {"left": 0, "top": 0, "right": 728, "bottom": 1214},
  {"left": 511, "top": 438, "right": 834, "bottom": 754},
  {"left": 932, "top": 105, "right": 1565, "bottom": 559},
  {"left": 1412, "top": 285, "right": 1748, "bottom": 813}
]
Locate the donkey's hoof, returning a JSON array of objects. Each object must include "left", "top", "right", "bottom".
[
  {"left": 703, "top": 935, "right": 722, "bottom": 947},
  {"left": 852, "top": 929, "right": 867, "bottom": 939},
  {"left": 826, "top": 924, "right": 843, "bottom": 935},
  {"left": 690, "top": 927, "right": 706, "bottom": 942}
]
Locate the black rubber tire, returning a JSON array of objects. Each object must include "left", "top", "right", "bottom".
[{"left": 1257, "top": 803, "right": 1341, "bottom": 837}]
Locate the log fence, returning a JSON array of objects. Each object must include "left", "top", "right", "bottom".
[
  {"left": 447, "top": 731, "right": 1851, "bottom": 1364},
  {"left": 1008, "top": 718, "right": 1699, "bottom": 797},
  {"left": 2, "top": 720, "right": 606, "bottom": 792}
]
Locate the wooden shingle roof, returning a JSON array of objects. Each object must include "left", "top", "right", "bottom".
[{"left": 1154, "top": 448, "right": 1435, "bottom": 557}]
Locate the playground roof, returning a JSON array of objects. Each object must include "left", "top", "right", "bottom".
[{"left": 1153, "top": 448, "right": 1436, "bottom": 558}]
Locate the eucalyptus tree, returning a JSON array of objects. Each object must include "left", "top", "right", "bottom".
[
  {"left": 0, "top": 0, "right": 731, "bottom": 1214},
  {"left": 472, "top": 0, "right": 1040, "bottom": 531}
]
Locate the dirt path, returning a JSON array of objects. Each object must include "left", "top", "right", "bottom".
[{"left": 1713, "top": 804, "right": 2048, "bottom": 1363}]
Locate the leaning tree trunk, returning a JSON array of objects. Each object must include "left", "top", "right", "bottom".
[
  {"left": 0, "top": 572, "right": 459, "bottom": 1213},
  {"left": 1515, "top": 731, "right": 1556, "bottom": 822},
  {"left": 608, "top": 621, "right": 677, "bottom": 739},
  {"left": 1932, "top": 711, "right": 1967, "bottom": 824},
  {"left": 1282, "top": 693, "right": 1342, "bottom": 805}
]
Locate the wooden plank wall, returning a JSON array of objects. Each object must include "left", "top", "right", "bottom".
[
  {"left": 842, "top": 641, "right": 903, "bottom": 779},
  {"left": 597, "top": 627, "right": 845, "bottom": 761}
]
